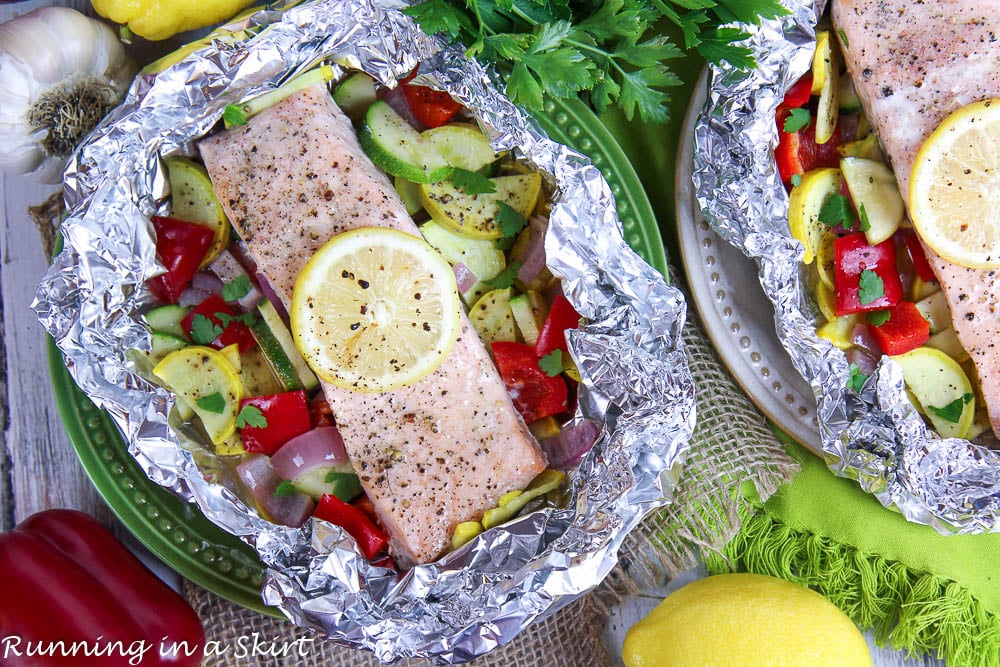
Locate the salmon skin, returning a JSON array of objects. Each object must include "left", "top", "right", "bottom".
[
  {"left": 199, "top": 84, "right": 547, "bottom": 565},
  {"left": 832, "top": 0, "right": 1000, "bottom": 437}
]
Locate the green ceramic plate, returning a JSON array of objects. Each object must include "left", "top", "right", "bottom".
[{"left": 48, "top": 97, "right": 667, "bottom": 616}]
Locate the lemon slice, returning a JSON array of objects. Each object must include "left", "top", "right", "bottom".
[
  {"left": 291, "top": 227, "right": 462, "bottom": 392},
  {"left": 153, "top": 346, "right": 243, "bottom": 445},
  {"left": 910, "top": 98, "right": 1000, "bottom": 268}
]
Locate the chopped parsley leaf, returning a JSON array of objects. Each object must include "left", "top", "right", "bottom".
[
  {"left": 538, "top": 350, "right": 564, "bottom": 377},
  {"left": 215, "top": 311, "right": 256, "bottom": 328},
  {"left": 452, "top": 168, "right": 496, "bottom": 195},
  {"left": 196, "top": 392, "right": 226, "bottom": 414},
  {"left": 927, "top": 393, "right": 974, "bottom": 424},
  {"left": 496, "top": 201, "right": 527, "bottom": 238},
  {"left": 222, "top": 104, "right": 248, "bottom": 127},
  {"left": 484, "top": 261, "right": 522, "bottom": 289},
  {"left": 222, "top": 274, "right": 253, "bottom": 302},
  {"left": 848, "top": 363, "right": 868, "bottom": 393},
  {"left": 190, "top": 314, "right": 223, "bottom": 345},
  {"left": 273, "top": 480, "right": 298, "bottom": 497},
  {"left": 783, "top": 107, "right": 811, "bottom": 133},
  {"left": 867, "top": 309, "right": 891, "bottom": 327},
  {"left": 858, "top": 202, "right": 871, "bottom": 232},
  {"left": 818, "top": 193, "right": 855, "bottom": 230},
  {"left": 857, "top": 269, "right": 885, "bottom": 306},
  {"left": 236, "top": 404, "right": 267, "bottom": 429}
]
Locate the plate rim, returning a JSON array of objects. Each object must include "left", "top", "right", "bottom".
[
  {"left": 674, "top": 68, "right": 821, "bottom": 453},
  {"left": 47, "top": 94, "right": 668, "bottom": 613}
]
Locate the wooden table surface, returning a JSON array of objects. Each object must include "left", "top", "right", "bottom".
[{"left": 0, "top": 2, "right": 943, "bottom": 665}]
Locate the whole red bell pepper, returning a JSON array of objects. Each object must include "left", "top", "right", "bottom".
[
  {"left": 239, "top": 390, "right": 312, "bottom": 455},
  {"left": 314, "top": 494, "right": 389, "bottom": 559},
  {"left": 0, "top": 509, "right": 204, "bottom": 666},
  {"left": 181, "top": 293, "right": 255, "bottom": 353},
  {"left": 147, "top": 216, "right": 215, "bottom": 304},
  {"left": 492, "top": 341, "right": 568, "bottom": 423},
  {"left": 834, "top": 233, "right": 903, "bottom": 316},
  {"left": 401, "top": 83, "right": 462, "bottom": 128},
  {"left": 867, "top": 301, "right": 931, "bottom": 356},
  {"left": 535, "top": 293, "right": 582, "bottom": 358}
]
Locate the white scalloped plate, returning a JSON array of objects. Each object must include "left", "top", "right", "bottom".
[{"left": 675, "top": 71, "right": 822, "bottom": 454}]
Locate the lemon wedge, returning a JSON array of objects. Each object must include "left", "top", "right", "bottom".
[
  {"left": 910, "top": 98, "right": 1000, "bottom": 268},
  {"left": 290, "top": 227, "right": 462, "bottom": 393},
  {"left": 153, "top": 346, "right": 243, "bottom": 445}
]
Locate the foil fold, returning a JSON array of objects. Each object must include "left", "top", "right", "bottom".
[
  {"left": 692, "top": 0, "right": 1000, "bottom": 533},
  {"left": 33, "top": 0, "right": 695, "bottom": 661}
]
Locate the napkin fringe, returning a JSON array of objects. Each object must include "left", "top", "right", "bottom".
[{"left": 705, "top": 508, "right": 1000, "bottom": 667}]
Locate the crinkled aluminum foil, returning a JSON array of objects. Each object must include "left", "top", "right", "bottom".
[
  {"left": 692, "top": 0, "right": 1000, "bottom": 533},
  {"left": 32, "top": 0, "right": 695, "bottom": 661}
]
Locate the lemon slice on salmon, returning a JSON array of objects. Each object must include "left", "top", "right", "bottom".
[
  {"left": 290, "top": 228, "right": 462, "bottom": 393},
  {"left": 910, "top": 98, "right": 1000, "bottom": 268}
]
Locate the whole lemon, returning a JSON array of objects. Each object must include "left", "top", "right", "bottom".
[{"left": 622, "top": 573, "right": 872, "bottom": 667}]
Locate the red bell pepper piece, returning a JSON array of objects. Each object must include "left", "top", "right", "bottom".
[
  {"left": 401, "top": 83, "right": 462, "bottom": 128},
  {"left": 867, "top": 301, "right": 931, "bottom": 356},
  {"left": 900, "top": 230, "right": 938, "bottom": 282},
  {"left": 147, "top": 216, "right": 215, "bottom": 303},
  {"left": 181, "top": 293, "right": 255, "bottom": 353},
  {"left": 0, "top": 509, "right": 204, "bottom": 667},
  {"left": 834, "top": 233, "right": 903, "bottom": 316},
  {"left": 535, "top": 294, "right": 582, "bottom": 358},
  {"left": 775, "top": 110, "right": 842, "bottom": 185},
  {"left": 492, "top": 341, "right": 568, "bottom": 423},
  {"left": 314, "top": 494, "right": 389, "bottom": 559},
  {"left": 780, "top": 73, "right": 813, "bottom": 109},
  {"left": 239, "top": 390, "right": 312, "bottom": 455}
]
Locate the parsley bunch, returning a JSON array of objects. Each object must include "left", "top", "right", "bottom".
[{"left": 404, "top": 0, "right": 786, "bottom": 122}]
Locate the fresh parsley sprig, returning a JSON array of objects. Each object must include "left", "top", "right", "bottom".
[{"left": 404, "top": 0, "right": 787, "bottom": 122}]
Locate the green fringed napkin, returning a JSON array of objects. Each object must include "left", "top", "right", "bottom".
[{"left": 705, "top": 441, "right": 1000, "bottom": 666}]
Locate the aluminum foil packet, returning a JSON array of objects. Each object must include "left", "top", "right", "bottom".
[
  {"left": 692, "top": 0, "right": 1000, "bottom": 533},
  {"left": 32, "top": 0, "right": 695, "bottom": 661}
]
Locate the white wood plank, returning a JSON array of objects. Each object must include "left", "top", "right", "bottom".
[{"left": 0, "top": 172, "right": 111, "bottom": 526}]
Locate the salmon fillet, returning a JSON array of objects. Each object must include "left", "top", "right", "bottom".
[
  {"left": 199, "top": 84, "right": 547, "bottom": 565},
  {"left": 833, "top": 0, "right": 1000, "bottom": 437}
]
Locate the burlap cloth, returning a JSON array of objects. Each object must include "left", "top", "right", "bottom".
[{"left": 182, "top": 277, "right": 799, "bottom": 666}]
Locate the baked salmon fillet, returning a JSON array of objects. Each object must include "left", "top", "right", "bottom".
[
  {"left": 832, "top": 0, "right": 1000, "bottom": 437},
  {"left": 199, "top": 84, "right": 547, "bottom": 566}
]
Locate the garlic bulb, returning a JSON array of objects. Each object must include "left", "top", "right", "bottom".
[{"left": 0, "top": 7, "right": 134, "bottom": 183}]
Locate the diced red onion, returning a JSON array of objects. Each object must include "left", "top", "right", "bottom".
[
  {"left": 845, "top": 347, "right": 878, "bottom": 376},
  {"left": 256, "top": 273, "right": 290, "bottom": 323},
  {"left": 453, "top": 262, "right": 478, "bottom": 293},
  {"left": 228, "top": 237, "right": 258, "bottom": 276},
  {"left": 851, "top": 323, "right": 880, "bottom": 357},
  {"left": 897, "top": 266, "right": 914, "bottom": 300},
  {"left": 236, "top": 285, "right": 263, "bottom": 311},
  {"left": 191, "top": 271, "right": 224, "bottom": 294},
  {"left": 539, "top": 419, "right": 600, "bottom": 469},
  {"left": 235, "top": 454, "right": 315, "bottom": 527},
  {"left": 177, "top": 286, "right": 213, "bottom": 308},
  {"left": 271, "top": 426, "right": 349, "bottom": 481},
  {"left": 378, "top": 85, "right": 426, "bottom": 131},
  {"left": 511, "top": 215, "right": 548, "bottom": 286},
  {"left": 837, "top": 113, "right": 860, "bottom": 143}
]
